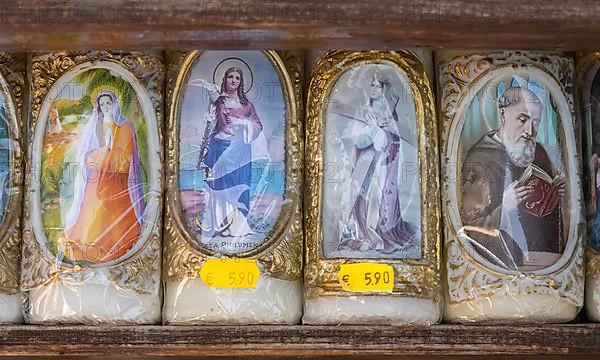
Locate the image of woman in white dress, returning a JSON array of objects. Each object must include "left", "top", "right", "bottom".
[{"left": 336, "top": 69, "right": 417, "bottom": 254}]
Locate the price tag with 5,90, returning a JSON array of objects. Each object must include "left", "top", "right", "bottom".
[
  {"left": 337, "top": 263, "right": 394, "bottom": 293},
  {"left": 199, "top": 258, "right": 260, "bottom": 289}
]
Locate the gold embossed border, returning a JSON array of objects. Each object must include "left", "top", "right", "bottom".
[
  {"left": 163, "top": 51, "right": 304, "bottom": 281},
  {"left": 21, "top": 51, "right": 164, "bottom": 295},
  {"left": 304, "top": 50, "right": 441, "bottom": 300},
  {"left": 0, "top": 53, "right": 25, "bottom": 294},
  {"left": 576, "top": 52, "right": 600, "bottom": 279},
  {"left": 439, "top": 51, "right": 584, "bottom": 306}
]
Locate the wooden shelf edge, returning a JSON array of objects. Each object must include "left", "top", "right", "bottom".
[
  {"left": 1, "top": 0, "right": 600, "bottom": 51},
  {"left": 0, "top": 324, "right": 599, "bottom": 357}
]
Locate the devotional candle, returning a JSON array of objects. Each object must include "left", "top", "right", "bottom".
[
  {"left": 437, "top": 51, "right": 585, "bottom": 323},
  {"left": 162, "top": 50, "right": 304, "bottom": 324},
  {"left": 303, "top": 50, "right": 442, "bottom": 324},
  {"left": 577, "top": 52, "right": 600, "bottom": 322},
  {"left": 21, "top": 51, "right": 164, "bottom": 324},
  {"left": 0, "top": 53, "right": 26, "bottom": 324}
]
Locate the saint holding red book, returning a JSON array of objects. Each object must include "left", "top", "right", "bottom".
[{"left": 460, "top": 86, "right": 566, "bottom": 271}]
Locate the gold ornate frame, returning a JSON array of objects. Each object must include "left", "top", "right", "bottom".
[
  {"left": 163, "top": 51, "right": 304, "bottom": 281},
  {"left": 439, "top": 51, "right": 584, "bottom": 306},
  {"left": 304, "top": 50, "right": 441, "bottom": 299},
  {"left": 576, "top": 52, "right": 600, "bottom": 279},
  {"left": 0, "top": 53, "right": 25, "bottom": 294},
  {"left": 21, "top": 51, "right": 164, "bottom": 295}
]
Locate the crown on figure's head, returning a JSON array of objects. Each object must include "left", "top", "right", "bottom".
[{"left": 90, "top": 85, "right": 121, "bottom": 106}]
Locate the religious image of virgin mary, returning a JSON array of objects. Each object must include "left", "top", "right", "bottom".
[
  {"left": 335, "top": 68, "right": 416, "bottom": 254},
  {"left": 58, "top": 89, "right": 145, "bottom": 263}
]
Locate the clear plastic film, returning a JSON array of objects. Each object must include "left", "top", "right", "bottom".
[
  {"left": 162, "top": 50, "right": 303, "bottom": 324},
  {"left": 438, "top": 51, "right": 584, "bottom": 323},
  {"left": 0, "top": 53, "right": 26, "bottom": 324},
  {"left": 21, "top": 52, "right": 164, "bottom": 324},
  {"left": 578, "top": 53, "right": 600, "bottom": 322},
  {"left": 303, "top": 50, "right": 442, "bottom": 325}
]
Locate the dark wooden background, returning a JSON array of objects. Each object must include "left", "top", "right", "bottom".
[{"left": 0, "top": 0, "right": 599, "bottom": 50}]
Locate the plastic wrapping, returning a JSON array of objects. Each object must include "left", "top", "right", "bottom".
[
  {"left": 303, "top": 50, "right": 442, "bottom": 325},
  {"left": 438, "top": 51, "right": 584, "bottom": 323},
  {"left": 0, "top": 53, "right": 26, "bottom": 324},
  {"left": 578, "top": 52, "right": 600, "bottom": 322},
  {"left": 162, "top": 50, "right": 303, "bottom": 324},
  {"left": 21, "top": 51, "right": 164, "bottom": 324}
]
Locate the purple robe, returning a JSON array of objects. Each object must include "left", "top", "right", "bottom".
[{"left": 342, "top": 98, "right": 416, "bottom": 253}]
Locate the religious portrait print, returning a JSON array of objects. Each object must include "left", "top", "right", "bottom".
[
  {"left": 457, "top": 75, "right": 571, "bottom": 272},
  {"left": 322, "top": 63, "right": 422, "bottom": 259},
  {"left": 583, "top": 62, "right": 600, "bottom": 252},
  {"left": 177, "top": 51, "right": 287, "bottom": 254},
  {"left": 36, "top": 67, "right": 152, "bottom": 265}
]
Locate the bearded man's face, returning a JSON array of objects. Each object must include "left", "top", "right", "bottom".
[{"left": 500, "top": 96, "right": 542, "bottom": 168}]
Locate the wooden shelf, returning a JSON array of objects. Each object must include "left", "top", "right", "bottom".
[
  {"left": 0, "top": 0, "right": 599, "bottom": 51},
  {"left": 0, "top": 324, "right": 598, "bottom": 358},
  {"left": 1, "top": 0, "right": 600, "bottom": 359}
]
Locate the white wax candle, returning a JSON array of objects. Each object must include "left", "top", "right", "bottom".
[
  {"left": 27, "top": 273, "right": 161, "bottom": 324},
  {"left": 164, "top": 276, "right": 301, "bottom": 324},
  {"left": 22, "top": 52, "right": 164, "bottom": 325},
  {"left": 446, "top": 293, "right": 578, "bottom": 323},
  {"left": 304, "top": 49, "right": 441, "bottom": 324},
  {"left": 304, "top": 297, "right": 440, "bottom": 325},
  {"left": 587, "top": 278, "right": 600, "bottom": 321},
  {"left": 437, "top": 50, "right": 584, "bottom": 323},
  {"left": 163, "top": 50, "right": 303, "bottom": 324},
  {"left": 0, "top": 293, "right": 22, "bottom": 323}
]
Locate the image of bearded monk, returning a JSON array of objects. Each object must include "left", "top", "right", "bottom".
[{"left": 460, "top": 86, "right": 566, "bottom": 271}]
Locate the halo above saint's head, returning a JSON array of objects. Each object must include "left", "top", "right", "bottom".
[
  {"left": 90, "top": 85, "right": 121, "bottom": 106},
  {"left": 213, "top": 57, "right": 254, "bottom": 94}
]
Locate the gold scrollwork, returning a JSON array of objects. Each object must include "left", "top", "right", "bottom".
[
  {"left": 21, "top": 51, "right": 164, "bottom": 295},
  {"left": 163, "top": 51, "right": 304, "bottom": 281},
  {"left": 439, "top": 51, "right": 584, "bottom": 306},
  {"left": 0, "top": 53, "right": 25, "bottom": 294},
  {"left": 304, "top": 50, "right": 442, "bottom": 300}
]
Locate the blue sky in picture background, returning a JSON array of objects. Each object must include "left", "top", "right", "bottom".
[{"left": 178, "top": 51, "right": 286, "bottom": 196}]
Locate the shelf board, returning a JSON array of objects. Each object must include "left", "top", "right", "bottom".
[
  {"left": 1, "top": 0, "right": 600, "bottom": 51},
  {"left": 0, "top": 324, "right": 599, "bottom": 358}
]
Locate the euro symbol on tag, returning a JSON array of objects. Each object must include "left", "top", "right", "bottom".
[
  {"left": 341, "top": 274, "right": 350, "bottom": 285},
  {"left": 206, "top": 272, "right": 214, "bottom": 286}
]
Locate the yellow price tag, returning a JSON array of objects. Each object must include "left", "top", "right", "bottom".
[
  {"left": 199, "top": 259, "right": 260, "bottom": 289},
  {"left": 337, "top": 263, "right": 394, "bottom": 293}
]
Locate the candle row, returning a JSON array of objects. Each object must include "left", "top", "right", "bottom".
[{"left": 0, "top": 50, "right": 598, "bottom": 325}]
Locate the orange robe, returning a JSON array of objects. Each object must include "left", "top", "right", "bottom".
[{"left": 61, "top": 122, "right": 141, "bottom": 263}]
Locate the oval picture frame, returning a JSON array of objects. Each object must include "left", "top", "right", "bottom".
[
  {"left": 0, "top": 53, "right": 25, "bottom": 294},
  {"left": 164, "top": 50, "right": 303, "bottom": 282},
  {"left": 21, "top": 51, "right": 164, "bottom": 294},
  {"left": 439, "top": 51, "right": 584, "bottom": 307}
]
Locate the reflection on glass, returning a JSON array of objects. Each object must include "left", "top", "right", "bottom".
[
  {"left": 178, "top": 51, "right": 286, "bottom": 254},
  {"left": 460, "top": 77, "right": 567, "bottom": 271},
  {"left": 323, "top": 63, "right": 422, "bottom": 259}
]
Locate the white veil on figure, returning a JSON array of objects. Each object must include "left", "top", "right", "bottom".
[
  {"left": 330, "top": 64, "right": 414, "bottom": 256},
  {"left": 64, "top": 90, "right": 145, "bottom": 231}
]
